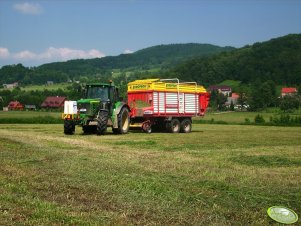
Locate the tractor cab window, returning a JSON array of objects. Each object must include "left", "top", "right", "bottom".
[{"left": 86, "top": 86, "right": 109, "bottom": 100}]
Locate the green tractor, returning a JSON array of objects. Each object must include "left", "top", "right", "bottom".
[{"left": 62, "top": 82, "right": 130, "bottom": 135}]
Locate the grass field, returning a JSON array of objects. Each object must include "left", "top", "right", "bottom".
[
  {"left": 20, "top": 83, "right": 70, "bottom": 91},
  {"left": 0, "top": 123, "right": 300, "bottom": 225}
]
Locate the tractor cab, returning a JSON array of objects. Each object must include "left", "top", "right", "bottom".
[{"left": 85, "top": 83, "right": 119, "bottom": 102}]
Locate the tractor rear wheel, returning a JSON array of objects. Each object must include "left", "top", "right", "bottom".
[
  {"left": 64, "top": 120, "right": 75, "bottom": 135},
  {"left": 113, "top": 107, "right": 130, "bottom": 134},
  {"left": 180, "top": 118, "right": 192, "bottom": 133},
  {"left": 97, "top": 110, "right": 108, "bottom": 135},
  {"left": 167, "top": 118, "right": 180, "bottom": 133}
]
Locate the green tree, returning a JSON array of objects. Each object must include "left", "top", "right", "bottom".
[
  {"left": 279, "top": 96, "right": 300, "bottom": 112},
  {"left": 216, "top": 93, "right": 227, "bottom": 111}
]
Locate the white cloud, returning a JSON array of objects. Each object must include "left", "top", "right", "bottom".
[
  {"left": 14, "top": 50, "right": 36, "bottom": 59},
  {"left": 123, "top": 49, "right": 134, "bottom": 54},
  {"left": 13, "top": 2, "right": 43, "bottom": 15},
  {"left": 40, "top": 47, "right": 105, "bottom": 60},
  {"left": 0, "top": 47, "right": 105, "bottom": 64},
  {"left": 0, "top": 48, "right": 10, "bottom": 58}
]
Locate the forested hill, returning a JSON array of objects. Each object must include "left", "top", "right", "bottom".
[
  {"left": 1, "top": 34, "right": 300, "bottom": 87},
  {"left": 170, "top": 34, "right": 301, "bottom": 86},
  {"left": 0, "top": 43, "right": 234, "bottom": 85},
  {"left": 38, "top": 43, "right": 234, "bottom": 73}
]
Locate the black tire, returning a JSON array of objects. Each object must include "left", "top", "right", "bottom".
[
  {"left": 167, "top": 118, "right": 180, "bottom": 133},
  {"left": 96, "top": 110, "right": 108, "bottom": 135},
  {"left": 113, "top": 107, "right": 130, "bottom": 134},
  {"left": 142, "top": 122, "right": 152, "bottom": 133},
  {"left": 64, "top": 120, "right": 75, "bottom": 135},
  {"left": 180, "top": 118, "right": 192, "bottom": 133}
]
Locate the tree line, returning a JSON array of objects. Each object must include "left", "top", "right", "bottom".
[
  {"left": 168, "top": 34, "right": 301, "bottom": 87},
  {"left": 0, "top": 83, "right": 82, "bottom": 109}
]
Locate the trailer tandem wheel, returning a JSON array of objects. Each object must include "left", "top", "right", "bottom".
[
  {"left": 180, "top": 118, "right": 192, "bottom": 133},
  {"left": 167, "top": 118, "right": 181, "bottom": 133}
]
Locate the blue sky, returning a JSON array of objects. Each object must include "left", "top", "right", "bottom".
[{"left": 0, "top": 0, "right": 300, "bottom": 67}]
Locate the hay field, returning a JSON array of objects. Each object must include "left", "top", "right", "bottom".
[{"left": 0, "top": 124, "right": 300, "bottom": 225}]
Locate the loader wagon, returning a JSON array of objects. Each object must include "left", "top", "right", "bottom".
[{"left": 128, "top": 78, "right": 210, "bottom": 133}]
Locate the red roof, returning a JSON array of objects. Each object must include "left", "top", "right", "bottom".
[
  {"left": 281, "top": 87, "right": 297, "bottom": 93},
  {"left": 8, "top": 101, "right": 24, "bottom": 110},
  {"left": 41, "top": 96, "right": 67, "bottom": 108},
  {"left": 231, "top": 93, "right": 240, "bottom": 99}
]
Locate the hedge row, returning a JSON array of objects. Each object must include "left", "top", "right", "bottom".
[
  {"left": 0, "top": 116, "right": 62, "bottom": 124},
  {"left": 195, "top": 114, "right": 301, "bottom": 127}
]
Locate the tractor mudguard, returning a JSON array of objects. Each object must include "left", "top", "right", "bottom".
[{"left": 112, "top": 102, "right": 130, "bottom": 129}]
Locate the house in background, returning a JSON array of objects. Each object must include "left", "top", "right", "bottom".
[
  {"left": 226, "top": 92, "right": 240, "bottom": 106},
  {"left": 281, "top": 87, "right": 298, "bottom": 97},
  {"left": 25, "top": 105, "right": 37, "bottom": 111},
  {"left": 41, "top": 96, "right": 67, "bottom": 109},
  {"left": 8, "top": 101, "right": 24, "bottom": 110},
  {"left": 3, "top": 82, "right": 19, "bottom": 89},
  {"left": 208, "top": 85, "right": 232, "bottom": 96},
  {"left": 46, "top": 81, "right": 54, "bottom": 86}
]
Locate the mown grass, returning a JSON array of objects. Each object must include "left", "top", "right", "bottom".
[{"left": 0, "top": 124, "right": 300, "bottom": 225}]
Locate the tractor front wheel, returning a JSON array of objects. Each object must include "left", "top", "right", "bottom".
[
  {"left": 97, "top": 110, "right": 108, "bottom": 135},
  {"left": 64, "top": 120, "right": 75, "bottom": 135},
  {"left": 113, "top": 107, "right": 130, "bottom": 134}
]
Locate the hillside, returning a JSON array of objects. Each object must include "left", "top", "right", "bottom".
[
  {"left": 170, "top": 34, "right": 301, "bottom": 86},
  {"left": 0, "top": 44, "right": 234, "bottom": 85},
  {"left": 1, "top": 34, "right": 300, "bottom": 87},
  {"left": 39, "top": 43, "right": 234, "bottom": 72}
]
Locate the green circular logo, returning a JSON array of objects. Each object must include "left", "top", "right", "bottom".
[{"left": 267, "top": 206, "right": 298, "bottom": 224}]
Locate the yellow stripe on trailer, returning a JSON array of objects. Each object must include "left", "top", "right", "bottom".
[{"left": 128, "top": 78, "right": 207, "bottom": 93}]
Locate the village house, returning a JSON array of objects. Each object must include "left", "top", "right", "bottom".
[
  {"left": 3, "top": 82, "right": 19, "bottom": 89},
  {"left": 208, "top": 85, "right": 232, "bottom": 96},
  {"left": 41, "top": 96, "right": 67, "bottom": 109},
  {"left": 25, "top": 105, "right": 37, "bottom": 111},
  {"left": 281, "top": 87, "right": 298, "bottom": 97},
  {"left": 226, "top": 92, "right": 240, "bottom": 106},
  {"left": 8, "top": 101, "right": 24, "bottom": 110},
  {"left": 46, "top": 81, "right": 54, "bottom": 86}
]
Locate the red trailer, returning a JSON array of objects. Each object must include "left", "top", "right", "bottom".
[{"left": 128, "top": 78, "right": 210, "bottom": 133}]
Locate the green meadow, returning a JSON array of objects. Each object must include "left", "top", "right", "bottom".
[
  {"left": 20, "top": 83, "right": 70, "bottom": 91},
  {"left": 0, "top": 123, "right": 300, "bottom": 225}
]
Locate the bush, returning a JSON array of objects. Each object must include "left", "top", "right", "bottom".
[
  {"left": 244, "top": 118, "right": 250, "bottom": 124},
  {"left": 254, "top": 114, "right": 265, "bottom": 124},
  {"left": 269, "top": 114, "right": 301, "bottom": 126},
  {"left": 279, "top": 96, "right": 300, "bottom": 112}
]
